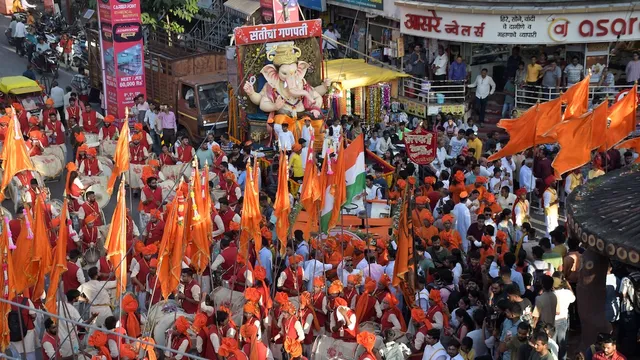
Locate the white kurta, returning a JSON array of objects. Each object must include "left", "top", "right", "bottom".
[
  {"left": 452, "top": 203, "right": 471, "bottom": 252},
  {"left": 543, "top": 188, "right": 559, "bottom": 236},
  {"left": 77, "top": 280, "right": 117, "bottom": 326},
  {"left": 57, "top": 301, "right": 82, "bottom": 357},
  {"left": 10, "top": 299, "right": 37, "bottom": 354}
]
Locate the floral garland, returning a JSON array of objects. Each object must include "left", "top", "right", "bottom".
[
  {"left": 354, "top": 87, "right": 363, "bottom": 115},
  {"left": 382, "top": 84, "right": 391, "bottom": 109},
  {"left": 346, "top": 90, "right": 352, "bottom": 115},
  {"left": 340, "top": 90, "right": 347, "bottom": 116}
]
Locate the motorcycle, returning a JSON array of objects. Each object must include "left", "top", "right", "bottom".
[
  {"left": 30, "top": 48, "right": 59, "bottom": 78},
  {"left": 72, "top": 38, "right": 88, "bottom": 69}
]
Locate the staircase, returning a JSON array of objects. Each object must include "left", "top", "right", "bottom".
[{"left": 188, "top": 0, "right": 243, "bottom": 51}]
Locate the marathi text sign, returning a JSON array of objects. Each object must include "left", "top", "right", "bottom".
[
  {"left": 398, "top": 5, "right": 640, "bottom": 44},
  {"left": 98, "top": 0, "right": 146, "bottom": 118},
  {"left": 234, "top": 19, "right": 323, "bottom": 45},
  {"left": 404, "top": 127, "right": 437, "bottom": 165}
]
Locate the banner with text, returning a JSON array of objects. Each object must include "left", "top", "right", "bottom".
[
  {"left": 234, "top": 19, "right": 323, "bottom": 45},
  {"left": 398, "top": 5, "right": 640, "bottom": 44},
  {"left": 404, "top": 127, "right": 437, "bottom": 165},
  {"left": 98, "top": 0, "right": 146, "bottom": 118}
]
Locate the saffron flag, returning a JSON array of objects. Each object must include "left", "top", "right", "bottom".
[
  {"left": 185, "top": 159, "right": 212, "bottom": 275},
  {"left": 31, "top": 195, "right": 52, "bottom": 301},
  {"left": 392, "top": 188, "right": 413, "bottom": 286},
  {"left": 44, "top": 198, "right": 69, "bottom": 315},
  {"left": 599, "top": 84, "right": 638, "bottom": 151},
  {"left": 561, "top": 75, "right": 591, "bottom": 120},
  {"left": 157, "top": 190, "right": 187, "bottom": 300},
  {"left": 589, "top": 101, "right": 609, "bottom": 150},
  {"left": 0, "top": 216, "right": 18, "bottom": 351},
  {"left": 615, "top": 137, "right": 640, "bottom": 164},
  {"left": 239, "top": 159, "right": 262, "bottom": 259},
  {"left": 534, "top": 98, "right": 564, "bottom": 144},
  {"left": 344, "top": 134, "right": 366, "bottom": 206},
  {"left": 106, "top": 120, "right": 131, "bottom": 194},
  {"left": 12, "top": 211, "right": 35, "bottom": 295},
  {"left": 0, "top": 108, "right": 35, "bottom": 201},
  {"left": 299, "top": 144, "right": 321, "bottom": 236},
  {"left": 274, "top": 151, "right": 290, "bottom": 255},
  {"left": 103, "top": 181, "right": 128, "bottom": 299}
]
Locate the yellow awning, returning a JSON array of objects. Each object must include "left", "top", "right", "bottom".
[
  {"left": 324, "top": 59, "right": 409, "bottom": 89},
  {"left": 0, "top": 76, "right": 41, "bottom": 95}
]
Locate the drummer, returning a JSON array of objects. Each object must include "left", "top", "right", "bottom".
[
  {"left": 79, "top": 213, "right": 99, "bottom": 250},
  {"left": 139, "top": 176, "right": 162, "bottom": 231},
  {"left": 159, "top": 145, "right": 177, "bottom": 166},
  {"left": 175, "top": 136, "right": 195, "bottom": 164},
  {"left": 78, "top": 191, "right": 104, "bottom": 226},
  {"left": 26, "top": 116, "right": 39, "bottom": 138},
  {"left": 44, "top": 111, "right": 65, "bottom": 146},
  {"left": 98, "top": 115, "right": 119, "bottom": 142},
  {"left": 132, "top": 123, "right": 152, "bottom": 152},
  {"left": 130, "top": 133, "right": 149, "bottom": 165},
  {"left": 26, "top": 130, "right": 45, "bottom": 156},
  {"left": 39, "top": 98, "right": 58, "bottom": 126},
  {"left": 78, "top": 148, "right": 104, "bottom": 177},
  {"left": 145, "top": 159, "right": 167, "bottom": 181},
  {"left": 65, "top": 97, "right": 82, "bottom": 125},
  {"left": 75, "top": 144, "right": 88, "bottom": 167},
  {"left": 142, "top": 209, "right": 164, "bottom": 245},
  {"left": 23, "top": 178, "right": 46, "bottom": 210},
  {"left": 80, "top": 103, "right": 103, "bottom": 134}
]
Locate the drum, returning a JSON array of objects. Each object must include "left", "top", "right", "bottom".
[
  {"left": 85, "top": 133, "right": 99, "bottom": 145},
  {"left": 32, "top": 154, "right": 64, "bottom": 179},
  {"left": 0, "top": 206, "right": 13, "bottom": 220},
  {"left": 161, "top": 164, "right": 192, "bottom": 182},
  {"left": 43, "top": 144, "right": 66, "bottom": 164},
  {"left": 48, "top": 199, "right": 64, "bottom": 218},
  {"left": 98, "top": 156, "right": 114, "bottom": 171},
  {"left": 212, "top": 189, "right": 226, "bottom": 201},
  {"left": 159, "top": 180, "right": 176, "bottom": 202},
  {"left": 99, "top": 140, "right": 117, "bottom": 158},
  {"left": 311, "top": 336, "right": 358, "bottom": 360},
  {"left": 128, "top": 164, "right": 146, "bottom": 189},
  {"left": 85, "top": 183, "right": 110, "bottom": 209}
]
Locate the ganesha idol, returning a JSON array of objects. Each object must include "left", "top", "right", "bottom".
[{"left": 243, "top": 44, "right": 331, "bottom": 148}]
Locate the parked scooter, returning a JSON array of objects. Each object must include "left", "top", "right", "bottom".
[{"left": 30, "top": 47, "right": 59, "bottom": 78}]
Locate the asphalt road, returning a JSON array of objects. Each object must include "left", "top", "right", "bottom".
[{"left": 0, "top": 15, "right": 139, "bottom": 225}]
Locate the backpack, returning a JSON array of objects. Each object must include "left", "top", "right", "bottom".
[
  {"left": 531, "top": 262, "right": 551, "bottom": 290},
  {"left": 441, "top": 285, "right": 461, "bottom": 312},
  {"left": 8, "top": 298, "right": 28, "bottom": 342}
]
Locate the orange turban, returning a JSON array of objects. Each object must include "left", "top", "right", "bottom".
[
  {"left": 415, "top": 196, "right": 429, "bottom": 205},
  {"left": 224, "top": 171, "right": 236, "bottom": 182},
  {"left": 379, "top": 273, "right": 391, "bottom": 287},
  {"left": 442, "top": 214, "right": 454, "bottom": 223},
  {"left": 282, "top": 302, "right": 296, "bottom": 315},
  {"left": 78, "top": 144, "right": 89, "bottom": 153},
  {"left": 454, "top": 171, "right": 465, "bottom": 183},
  {"left": 236, "top": 253, "right": 246, "bottom": 264},
  {"left": 218, "top": 338, "right": 240, "bottom": 358},
  {"left": 119, "top": 344, "right": 137, "bottom": 359},
  {"left": 45, "top": 98, "right": 54, "bottom": 105},
  {"left": 149, "top": 258, "right": 158, "bottom": 268},
  {"left": 29, "top": 130, "right": 42, "bottom": 139},
  {"left": 87, "top": 147, "right": 97, "bottom": 156},
  {"left": 481, "top": 235, "right": 493, "bottom": 246},
  {"left": 357, "top": 331, "right": 376, "bottom": 357},
  {"left": 328, "top": 280, "right": 343, "bottom": 294},
  {"left": 149, "top": 159, "right": 160, "bottom": 167},
  {"left": 364, "top": 277, "right": 376, "bottom": 293},
  {"left": 88, "top": 331, "right": 111, "bottom": 360},
  {"left": 104, "top": 115, "right": 115, "bottom": 123},
  {"left": 352, "top": 239, "right": 366, "bottom": 252},
  {"left": 289, "top": 254, "right": 303, "bottom": 265},
  {"left": 142, "top": 244, "right": 157, "bottom": 256},
  {"left": 325, "top": 237, "right": 338, "bottom": 250},
  {"left": 66, "top": 162, "right": 77, "bottom": 172},
  {"left": 244, "top": 303, "right": 259, "bottom": 320},
  {"left": 51, "top": 217, "right": 61, "bottom": 227},
  {"left": 424, "top": 176, "right": 436, "bottom": 185},
  {"left": 496, "top": 231, "right": 507, "bottom": 243},
  {"left": 383, "top": 292, "right": 399, "bottom": 307},
  {"left": 397, "top": 179, "right": 407, "bottom": 189},
  {"left": 134, "top": 123, "right": 144, "bottom": 130},
  {"left": 244, "top": 288, "right": 261, "bottom": 303},
  {"left": 122, "top": 294, "right": 141, "bottom": 338},
  {"left": 476, "top": 176, "right": 488, "bottom": 184},
  {"left": 240, "top": 323, "right": 258, "bottom": 340},
  {"left": 150, "top": 209, "right": 162, "bottom": 220},
  {"left": 421, "top": 211, "right": 435, "bottom": 223},
  {"left": 131, "top": 133, "right": 143, "bottom": 142},
  {"left": 284, "top": 338, "right": 303, "bottom": 358},
  {"left": 334, "top": 297, "right": 348, "bottom": 307},
  {"left": 253, "top": 265, "right": 266, "bottom": 281},
  {"left": 0, "top": 116, "right": 8, "bottom": 124},
  {"left": 275, "top": 292, "right": 289, "bottom": 305},
  {"left": 483, "top": 192, "right": 496, "bottom": 203},
  {"left": 28, "top": 116, "right": 39, "bottom": 124},
  {"left": 211, "top": 144, "right": 222, "bottom": 154},
  {"left": 459, "top": 191, "right": 469, "bottom": 199},
  {"left": 299, "top": 291, "right": 311, "bottom": 309},
  {"left": 229, "top": 221, "right": 240, "bottom": 231},
  {"left": 429, "top": 289, "right": 442, "bottom": 303},
  {"left": 175, "top": 316, "right": 190, "bottom": 334},
  {"left": 261, "top": 226, "right": 272, "bottom": 240},
  {"left": 411, "top": 308, "right": 433, "bottom": 330},
  {"left": 84, "top": 213, "right": 98, "bottom": 224},
  {"left": 12, "top": 103, "right": 23, "bottom": 111},
  {"left": 347, "top": 274, "right": 361, "bottom": 285},
  {"left": 219, "top": 305, "right": 237, "bottom": 328},
  {"left": 313, "top": 276, "right": 325, "bottom": 287},
  {"left": 192, "top": 313, "right": 208, "bottom": 332}
]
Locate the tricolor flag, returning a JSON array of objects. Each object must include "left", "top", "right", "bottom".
[
  {"left": 320, "top": 140, "right": 346, "bottom": 233},
  {"left": 344, "top": 134, "right": 366, "bottom": 206}
]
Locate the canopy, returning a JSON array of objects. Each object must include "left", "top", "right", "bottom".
[
  {"left": 324, "top": 59, "right": 409, "bottom": 89},
  {"left": 0, "top": 76, "right": 42, "bottom": 95},
  {"left": 223, "top": 0, "right": 260, "bottom": 19}
]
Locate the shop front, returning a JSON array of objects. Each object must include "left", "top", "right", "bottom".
[{"left": 396, "top": 1, "right": 640, "bottom": 110}]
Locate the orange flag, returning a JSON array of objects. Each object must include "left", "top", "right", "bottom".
[
  {"left": 239, "top": 159, "right": 262, "bottom": 259},
  {"left": 328, "top": 140, "right": 347, "bottom": 231},
  {"left": 0, "top": 108, "right": 36, "bottom": 201},
  {"left": 157, "top": 190, "right": 187, "bottom": 300},
  {"left": 392, "top": 187, "right": 413, "bottom": 287},
  {"left": 599, "top": 84, "right": 638, "bottom": 151},
  {"left": 185, "top": 159, "right": 211, "bottom": 274},
  {"left": 561, "top": 75, "right": 591, "bottom": 120},
  {"left": 103, "top": 181, "right": 128, "bottom": 299},
  {"left": 589, "top": 100, "right": 609, "bottom": 150},
  {"left": 534, "top": 98, "right": 564, "bottom": 144},
  {"left": 299, "top": 144, "right": 321, "bottom": 236},
  {"left": 11, "top": 211, "right": 35, "bottom": 295},
  {"left": 31, "top": 195, "right": 52, "bottom": 301},
  {"left": 0, "top": 215, "right": 19, "bottom": 351},
  {"left": 546, "top": 111, "right": 596, "bottom": 178},
  {"left": 487, "top": 105, "right": 539, "bottom": 162},
  {"left": 274, "top": 151, "right": 290, "bottom": 256},
  {"left": 44, "top": 197, "right": 69, "bottom": 315},
  {"left": 615, "top": 137, "right": 640, "bottom": 163},
  {"left": 106, "top": 120, "right": 131, "bottom": 194}
]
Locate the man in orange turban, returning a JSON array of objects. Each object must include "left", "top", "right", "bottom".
[
  {"left": 353, "top": 277, "right": 381, "bottom": 326},
  {"left": 450, "top": 170, "right": 467, "bottom": 203},
  {"left": 164, "top": 316, "right": 191, "bottom": 359},
  {"left": 356, "top": 331, "right": 377, "bottom": 360},
  {"left": 374, "top": 274, "right": 392, "bottom": 304},
  {"left": 130, "top": 132, "right": 149, "bottom": 165},
  {"left": 272, "top": 301, "right": 304, "bottom": 348},
  {"left": 426, "top": 289, "right": 447, "bottom": 329},
  {"left": 381, "top": 293, "right": 407, "bottom": 332},
  {"left": 479, "top": 191, "right": 502, "bottom": 217},
  {"left": 310, "top": 276, "right": 329, "bottom": 331},
  {"left": 467, "top": 175, "right": 488, "bottom": 200},
  {"left": 98, "top": 114, "right": 119, "bottom": 142},
  {"left": 330, "top": 297, "right": 357, "bottom": 342},
  {"left": 88, "top": 331, "right": 111, "bottom": 360},
  {"left": 344, "top": 274, "right": 361, "bottom": 308},
  {"left": 242, "top": 302, "right": 262, "bottom": 341},
  {"left": 278, "top": 254, "right": 304, "bottom": 296},
  {"left": 240, "top": 323, "right": 271, "bottom": 359},
  {"left": 439, "top": 214, "right": 462, "bottom": 251},
  {"left": 418, "top": 210, "right": 439, "bottom": 247},
  {"left": 130, "top": 241, "right": 157, "bottom": 307},
  {"left": 411, "top": 308, "right": 434, "bottom": 352},
  {"left": 121, "top": 293, "right": 142, "bottom": 338},
  {"left": 218, "top": 337, "right": 246, "bottom": 360}
]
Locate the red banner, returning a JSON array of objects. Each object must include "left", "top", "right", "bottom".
[
  {"left": 404, "top": 127, "right": 437, "bottom": 165},
  {"left": 97, "top": 0, "right": 146, "bottom": 119},
  {"left": 234, "top": 19, "right": 322, "bottom": 45}
]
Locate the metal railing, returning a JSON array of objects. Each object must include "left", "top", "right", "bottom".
[
  {"left": 515, "top": 83, "right": 631, "bottom": 109},
  {"left": 399, "top": 78, "right": 468, "bottom": 104}
]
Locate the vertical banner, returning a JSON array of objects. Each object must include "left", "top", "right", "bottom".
[
  {"left": 97, "top": 0, "right": 146, "bottom": 119},
  {"left": 261, "top": 0, "right": 299, "bottom": 24}
]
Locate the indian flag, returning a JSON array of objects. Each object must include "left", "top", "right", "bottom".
[{"left": 344, "top": 134, "right": 366, "bottom": 206}]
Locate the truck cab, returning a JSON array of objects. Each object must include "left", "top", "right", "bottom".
[{"left": 176, "top": 74, "right": 230, "bottom": 139}]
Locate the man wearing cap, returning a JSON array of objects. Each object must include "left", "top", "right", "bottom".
[
  {"left": 278, "top": 122, "right": 295, "bottom": 151},
  {"left": 466, "top": 176, "right": 487, "bottom": 199},
  {"left": 330, "top": 297, "right": 357, "bottom": 342},
  {"left": 78, "top": 191, "right": 104, "bottom": 226},
  {"left": 78, "top": 266, "right": 118, "bottom": 326},
  {"left": 98, "top": 115, "right": 119, "bottom": 141},
  {"left": 80, "top": 148, "right": 103, "bottom": 176},
  {"left": 166, "top": 316, "right": 191, "bottom": 360},
  {"left": 79, "top": 213, "right": 99, "bottom": 250},
  {"left": 543, "top": 176, "right": 559, "bottom": 236},
  {"left": 39, "top": 98, "right": 58, "bottom": 125},
  {"left": 132, "top": 123, "right": 153, "bottom": 151},
  {"left": 439, "top": 214, "right": 462, "bottom": 251},
  {"left": 130, "top": 133, "right": 149, "bottom": 165},
  {"left": 278, "top": 254, "right": 305, "bottom": 296},
  {"left": 452, "top": 191, "right": 471, "bottom": 251},
  {"left": 177, "top": 268, "right": 201, "bottom": 314},
  {"left": 81, "top": 103, "right": 103, "bottom": 134},
  {"left": 289, "top": 143, "right": 304, "bottom": 182}
]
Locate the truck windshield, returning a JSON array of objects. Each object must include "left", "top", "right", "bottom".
[
  {"left": 18, "top": 94, "right": 44, "bottom": 112},
  {"left": 198, "top": 82, "right": 228, "bottom": 115}
]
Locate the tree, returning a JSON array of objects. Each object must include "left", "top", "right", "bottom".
[{"left": 141, "top": 0, "right": 199, "bottom": 35}]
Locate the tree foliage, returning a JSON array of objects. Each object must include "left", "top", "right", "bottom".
[{"left": 141, "top": 0, "right": 200, "bottom": 34}]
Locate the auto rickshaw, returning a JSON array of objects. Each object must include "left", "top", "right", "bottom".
[{"left": 0, "top": 76, "right": 45, "bottom": 116}]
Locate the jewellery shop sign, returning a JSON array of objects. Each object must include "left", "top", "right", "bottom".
[
  {"left": 404, "top": 127, "right": 437, "bottom": 165},
  {"left": 398, "top": 5, "right": 640, "bottom": 44}
]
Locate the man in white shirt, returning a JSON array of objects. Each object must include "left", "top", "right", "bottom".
[
  {"left": 58, "top": 290, "right": 98, "bottom": 359},
  {"left": 77, "top": 267, "right": 117, "bottom": 326},
  {"left": 432, "top": 46, "right": 449, "bottom": 81},
  {"left": 303, "top": 249, "right": 333, "bottom": 292},
  {"left": 519, "top": 158, "right": 535, "bottom": 193},
  {"left": 449, "top": 129, "right": 467, "bottom": 158},
  {"left": 564, "top": 56, "right": 584, "bottom": 87},
  {"left": 498, "top": 186, "right": 517, "bottom": 210},
  {"left": 322, "top": 23, "right": 341, "bottom": 59},
  {"left": 49, "top": 81, "right": 66, "bottom": 123},
  {"left": 277, "top": 122, "right": 295, "bottom": 151},
  {"left": 421, "top": 329, "right": 449, "bottom": 360},
  {"left": 13, "top": 19, "right": 26, "bottom": 56},
  {"left": 467, "top": 68, "right": 496, "bottom": 124},
  {"left": 376, "top": 131, "right": 395, "bottom": 156}
]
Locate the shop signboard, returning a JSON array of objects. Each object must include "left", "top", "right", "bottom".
[
  {"left": 404, "top": 127, "right": 437, "bottom": 165},
  {"left": 399, "top": 97, "right": 426, "bottom": 118},
  {"left": 298, "top": 0, "right": 326, "bottom": 12},
  {"left": 332, "top": 0, "right": 382, "bottom": 11},
  {"left": 234, "top": 19, "right": 323, "bottom": 45},
  {"left": 97, "top": 0, "right": 146, "bottom": 118},
  {"left": 398, "top": 4, "right": 640, "bottom": 44}
]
